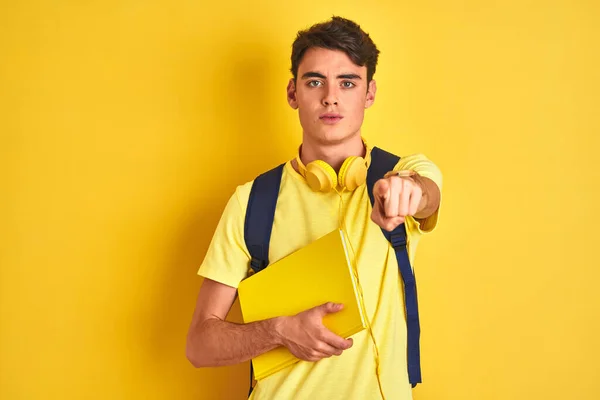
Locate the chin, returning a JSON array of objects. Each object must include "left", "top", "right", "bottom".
[{"left": 311, "top": 127, "right": 359, "bottom": 145}]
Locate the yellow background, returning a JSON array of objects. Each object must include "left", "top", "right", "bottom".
[{"left": 1, "top": 1, "right": 599, "bottom": 399}]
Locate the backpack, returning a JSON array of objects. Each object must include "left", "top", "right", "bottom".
[{"left": 244, "top": 147, "right": 422, "bottom": 396}]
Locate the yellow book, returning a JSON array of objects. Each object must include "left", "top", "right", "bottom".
[{"left": 237, "top": 229, "right": 367, "bottom": 381}]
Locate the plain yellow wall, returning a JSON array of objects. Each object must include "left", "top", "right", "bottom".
[{"left": 1, "top": 1, "right": 599, "bottom": 399}]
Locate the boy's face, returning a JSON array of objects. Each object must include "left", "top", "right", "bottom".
[{"left": 287, "top": 47, "right": 376, "bottom": 145}]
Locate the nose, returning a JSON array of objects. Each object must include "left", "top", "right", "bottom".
[{"left": 322, "top": 84, "right": 338, "bottom": 106}]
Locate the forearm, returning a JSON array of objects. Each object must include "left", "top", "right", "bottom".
[
  {"left": 186, "top": 316, "right": 283, "bottom": 368},
  {"left": 414, "top": 176, "right": 441, "bottom": 219}
]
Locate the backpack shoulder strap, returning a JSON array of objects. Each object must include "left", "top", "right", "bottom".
[
  {"left": 367, "top": 146, "right": 423, "bottom": 387},
  {"left": 243, "top": 163, "right": 284, "bottom": 397},
  {"left": 244, "top": 163, "right": 285, "bottom": 274},
  {"left": 367, "top": 147, "right": 401, "bottom": 206}
]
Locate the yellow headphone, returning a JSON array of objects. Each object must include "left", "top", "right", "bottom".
[{"left": 295, "top": 147, "right": 370, "bottom": 192}]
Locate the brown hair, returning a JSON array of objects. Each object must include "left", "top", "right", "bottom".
[{"left": 290, "top": 16, "right": 380, "bottom": 83}]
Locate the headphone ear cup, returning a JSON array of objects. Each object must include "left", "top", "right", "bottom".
[
  {"left": 306, "top": 160, "right": 337, "bottom": 192},
  {"left": 339, "top": 156, "right": 367, "bottom": 191}
]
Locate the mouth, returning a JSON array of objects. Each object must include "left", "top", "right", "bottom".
[{"left": 319, "top": 114, "right": 343, "bottom": 124}]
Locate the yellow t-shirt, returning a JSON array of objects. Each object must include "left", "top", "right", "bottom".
[{"left": 198, "top": 146, "right": 443, "bottom": 400}]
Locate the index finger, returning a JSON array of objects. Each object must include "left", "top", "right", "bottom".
[{"left": 373, "top": 179, "right": 390, "bottom": 202}]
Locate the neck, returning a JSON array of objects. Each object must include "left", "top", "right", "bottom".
[{"left": 298, "top": 133, "right": 365, "bottom": 172}]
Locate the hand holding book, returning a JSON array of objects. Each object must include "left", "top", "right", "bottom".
[{"left": 274, "top": 302, "right": 354, "bottom": 362}]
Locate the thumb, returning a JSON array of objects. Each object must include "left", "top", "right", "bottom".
[{"left": 316, "top": 302, "right": 344, "bottom": 316}]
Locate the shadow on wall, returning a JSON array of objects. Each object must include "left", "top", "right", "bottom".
[{"left": 149, "top": 28, "right": 291, "bottom": 399}]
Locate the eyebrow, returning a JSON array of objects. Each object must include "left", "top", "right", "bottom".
[{"left": 301, "top": 71, "right": 362, "bottom": 80}]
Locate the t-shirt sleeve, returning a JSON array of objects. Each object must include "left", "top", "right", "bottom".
[
  {"left": 197, "top": 187, "right": 251, "bottom": 288},
  {"left": 394, "top": 154, "right": 443, "bottom": 234}
]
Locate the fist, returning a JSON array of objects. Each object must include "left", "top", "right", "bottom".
[{"left": 371, "top": 171, "right": 424, "bottom": 232}]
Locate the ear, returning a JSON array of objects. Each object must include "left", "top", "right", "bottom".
[
  {"left": 287, "top": 78, "right": 298, "bottom": 109},
  {"left": 365, "top": 79, "right": 377, "bottom": 109}
]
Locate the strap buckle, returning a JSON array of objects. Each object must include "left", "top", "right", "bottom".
[
  {"left": 250, "top": 257, "right": 267, "bottom": 272},
  {"left": 390, "top": 233, "right": 407, "bottom": 250}
]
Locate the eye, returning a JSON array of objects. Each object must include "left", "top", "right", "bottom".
[
  {"left": 341, "top": 81, "right": 356, "bottom": 88},
  {"left": 308, "top": 80, "right": 323, "bottom": 87}
]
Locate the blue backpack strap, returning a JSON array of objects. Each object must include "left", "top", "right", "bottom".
[
  {"left": 244, "top": 163, "right": 285, "bottom": 274},
  {"left": 367, "top": 147, "right": 422, "bottom": 387},
  {"left": 243, "top": 163, "right": 285, "bottom": 397}
]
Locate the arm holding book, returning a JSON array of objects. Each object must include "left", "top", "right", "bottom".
[{"left": 185, "top": 278, "right": 352, "bottom": 368}]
